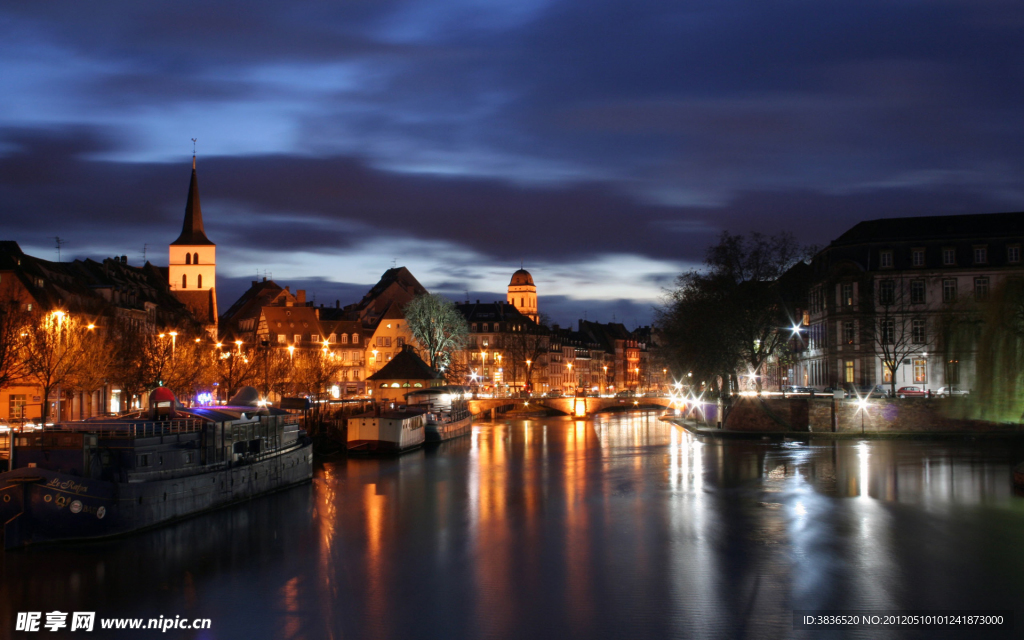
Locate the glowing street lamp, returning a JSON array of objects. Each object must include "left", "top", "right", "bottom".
[{"left": 288, "top": 344, "right": 296, "bottom": 360}]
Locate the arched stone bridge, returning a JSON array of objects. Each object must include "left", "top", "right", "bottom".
[{"left": 468, "top": 395, "right": 676, "bottom": 418}]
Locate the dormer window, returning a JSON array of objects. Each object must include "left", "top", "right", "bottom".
[
  {"left": 911, "top": 248, "right": 925, "bottom": 267},
  {"left": 879, "top": 250, "right": 893, "bottom": 269},
  {"left": 942, "top": 248, "right": 955, "bottom": 265},
  {"left": 973, "top": 246, "right": 988, "bottom": 264}
]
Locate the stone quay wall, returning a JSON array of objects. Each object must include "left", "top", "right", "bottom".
[{"left": 721, "top": 396, "right": 1017, "bottom": 433}]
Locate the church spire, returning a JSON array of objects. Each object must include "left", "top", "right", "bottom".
[{"left": 171, "top": 154, "right": 214, "bottom": 246}]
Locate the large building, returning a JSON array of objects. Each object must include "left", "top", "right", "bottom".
[{"left": 790, "top": 212, "right": 1024, "bottom": 392}]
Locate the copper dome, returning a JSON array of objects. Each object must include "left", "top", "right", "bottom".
[{"left": 509, "top": 268, "right": 534, "bottom": 287}]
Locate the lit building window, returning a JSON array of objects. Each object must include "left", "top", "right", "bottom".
[{"left": 913, "top": 359, "right": 927, "bottom": 383}]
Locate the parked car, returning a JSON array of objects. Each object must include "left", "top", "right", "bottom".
[
  {"left": 823, "top": 386, "right": 850, "bottom": 397},
  {"left": 545, "top": 390, "right": 563, "bottom": 398},
  {"left": 896, "top": 386, "right": 928, "bottom": 398},
  {"left": 936, "top": 386, "right": 970, "bottom": 396}
]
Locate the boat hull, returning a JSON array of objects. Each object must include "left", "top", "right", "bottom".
[
  {"left": 1, "top": 443, "right": 312, "bottom": 549},
  {"left": 346, "top": 413, "right": 425, "bottom": 454},
  {"left": 425, "top": 415, "right": 473, "bottom": 443}
]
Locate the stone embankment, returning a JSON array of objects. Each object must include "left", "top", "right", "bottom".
[{"left": 675, "top": 395, "right": 1022, "bottom": 438}]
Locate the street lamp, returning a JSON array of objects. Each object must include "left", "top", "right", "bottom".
[{"left": 169, "top": 331, "right": 178, "bottom": 361}]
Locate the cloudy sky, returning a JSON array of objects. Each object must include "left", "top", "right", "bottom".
[{"left": 2, "top": 1, "right": 1022, "bottom": 327}]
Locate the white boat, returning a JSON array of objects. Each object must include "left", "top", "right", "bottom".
[
  {"left": 346, "top": 407, "right": 426, "bottom": 454},
  {"left": 406, "top": 386, "right": 474, "bottom": 443}
]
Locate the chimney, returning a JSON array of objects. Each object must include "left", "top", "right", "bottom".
[
  {"left": 263, "top": 277, "right": 267, "bottom": 282},
  {"left": 121, "top": 255, "right": 127, "bottom": 264},
  {"left": 476, "top": 299, "right": 480, "bottom": 304},
  {"left": 284, "top": 286, "right": 290, "bottom": 292},
  {"left": 296, "top": 290, "right": 306, "bottom": 304},
  {"left": 335, "top": 300, "right": 340, "bottom": 309}
]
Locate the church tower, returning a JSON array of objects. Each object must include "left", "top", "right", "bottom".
[
  {"left": 507, "top": 268, "right": 537, "bottom": 322},
  {"left": 169, "top": 156, "right": 218, "bottom": 331}
]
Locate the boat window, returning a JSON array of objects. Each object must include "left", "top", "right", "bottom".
[
  {"left": 391, "top": 383, "right": 400, "bottom": 388},
  {"left": 414, "top": 383, "right": 423, "bottom": 388},
  {"left": 380, "top": 383, "right": 388, "bottom": 388},
  {"left": 138, "top": 454, "right": 150, "bottom": 467}
]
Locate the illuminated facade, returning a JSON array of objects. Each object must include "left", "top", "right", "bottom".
[{"left": 507, "top": 268, "right": 538, "bottom": 322}]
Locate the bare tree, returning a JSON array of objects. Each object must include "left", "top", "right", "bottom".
[
  {"left": 404, "top": 293, "right": 469, "bottom": 371},
  {"left": 0, "top": 294, "right": 30, "bottom": 391},
  {"left": 504, "top": 328, "right": 548, "bottom": 392},
  {"left": 22, "top": 310, "right": 92, "bottom": 423},
  {"left": 871, "top": 275, "right": 932, "bottom": 396}
]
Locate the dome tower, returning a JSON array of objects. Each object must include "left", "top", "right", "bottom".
[{"left": 507, "top": 268, "right": 537, "bottom": 322}]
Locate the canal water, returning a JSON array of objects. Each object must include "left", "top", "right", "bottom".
[{"left": 2, "top": 412, "right": 1023, "bottom": 639}]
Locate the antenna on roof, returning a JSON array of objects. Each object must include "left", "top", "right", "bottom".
[
  {"left": 392, "top": 259, "right": 397, "bottom": 269},
  {"left": 55, "top": 236, "right": 65, "bottom": 263},
  {"left": 142, "top": 243, "right": 148, "bottom": 263}
]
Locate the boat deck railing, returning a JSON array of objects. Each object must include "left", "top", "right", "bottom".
[{"left": 40, "top": 419, "right": 206, "bottom": 439}]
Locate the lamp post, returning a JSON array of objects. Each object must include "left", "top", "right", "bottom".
[
  {"left": 169, "top": 331, "right": 178, "bottom": 361},
  {"left": 526, "top": 359, "right": 532, "bottom": 395}
]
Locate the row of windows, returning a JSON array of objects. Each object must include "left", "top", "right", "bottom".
[
  {"left": 878, "top": 319, "right": 928, "bottom": 344},
  {"left": 275, "top": 332, "right": 360, "bottom": 344},
  {"left": 183, "top": 252, "right": 201, "bottom": 265},
  {"left": 181, "top": 274, "right": 202, "bottom": 289},
  {"left": 877, "top": 277, "right": 989, "bottom": 304},
  {"left": 880, "top": 245, "right": 1020, "bottom": 268}
]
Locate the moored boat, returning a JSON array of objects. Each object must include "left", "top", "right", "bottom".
[
  {"left": 407, "top": 386, "right": 474, "bottom": 443},
  {"left": 0, "top": 387, "right": 312, "bottom": 549},
  {"left": 346, "top": 406, "right": 426, "bottom": 454}
]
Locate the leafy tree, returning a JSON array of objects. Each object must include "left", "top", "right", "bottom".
[{"left": 404, "top": 293, "right": 469, "bottom": 372}]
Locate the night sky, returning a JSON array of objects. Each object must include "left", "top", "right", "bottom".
[{"left": 2, "top": 1, "right": 1022, "bottom": 327}]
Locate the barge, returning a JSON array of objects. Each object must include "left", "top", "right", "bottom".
[
  {"left": 407, "top": 386, "right": 474, "bottom": 443},
  {"left": 346, "top": 406, "right": 426, "bottom": 454},
  {"left": 0, "top": 387, "right": 312, "bottom": 549}
]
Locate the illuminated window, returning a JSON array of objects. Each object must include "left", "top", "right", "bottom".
[
  {"left": 312, "top": 334, "right": 320, "bottom": 343},
  {"left": 883, "top": 363, "right": 894, "bottom": 383},
  {"left": 277, "top": 334, "right": 286, "bottom": 343},
  {"left": 913, "top": 359, "right": 927, "bottom": 383},
  {"left": 842, "top": 283, "right": 853, "bottom": 306},
  {"left": 294, "top": 334, "right": 301, "bottom": 343},
  {"left": 844, "top": 360, "right": 854, "bottom": 383},
  {"left": 353, "top": 333, "right": 359, "bottom": 344},
  {"left": 8, "top": 394, "right": 26, "bottom": 419},
  {"left": 329, "top": 333, "right": 336, "bottom": 343}
]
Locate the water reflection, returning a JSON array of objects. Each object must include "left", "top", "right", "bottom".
[{"left": 1, "top": 413, "right": 1022, "bottom": 639}]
